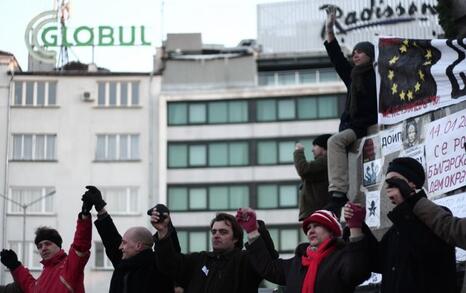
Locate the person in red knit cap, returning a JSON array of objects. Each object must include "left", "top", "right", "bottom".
[
  {"left": 0, "top": 187, "right": 93, "bottom": 293},
  {"left": 238, "top": 207, "right": 371, "bottom": 293}
]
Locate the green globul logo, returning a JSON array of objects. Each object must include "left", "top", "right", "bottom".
[{"left": 25, "top": 10, "right": 153, "bottom": 64}]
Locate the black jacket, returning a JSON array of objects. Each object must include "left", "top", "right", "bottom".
[
  {"left": 155, "top": 220, "right": 278, "bottom": 293},
  {"left": 324, "top": 40, "right": 377, "bottom": 138},
  {"left": 246, "top": 233, "right": 371, "bottom": 293},
  {"left": 95, "top": 213, "right": 179, "bottom": 293},
  {"left": 367, "top": 190, "right": 457, "bottom": 293}
]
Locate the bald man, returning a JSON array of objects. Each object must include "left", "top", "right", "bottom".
[{"left": 85, "top": 186, "right": 179, "bottom": 293}]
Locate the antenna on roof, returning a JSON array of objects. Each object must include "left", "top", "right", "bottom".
[{"left": 57, "top": 0, "right": 71, "bottom": 69}]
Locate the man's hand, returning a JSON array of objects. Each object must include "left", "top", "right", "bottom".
[
  {"left": 0, "top": 249, "right": 20, "bottom": 270},
  {"left": 344, "top": 202, "right": 366, "bottom": 228},
  {"left": 325, "top": 5, "right": 337, "bottom": 33},
  {"left": 236, "top": 208, "right": 258, "bottom": 233},
  {"left": 84, "top": 186, "right": 106, "bottom": 212},
  {"left": 386, "top": 177, "right": 415, "bottom": 199},
  {"left": 150, "top": 209, "right": 171, "bottom": 239},
  {"left": 295, "top": 143, "right": 304, "bottom": 151},
  {"left": 81, "top": 189, "right": 93, "bottom": 216}
]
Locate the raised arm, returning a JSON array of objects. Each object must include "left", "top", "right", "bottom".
[
  {"left": 294, "top": 144, "right": 327, "bottom": 179},
  {"left": 325, "top": 5, "right": 337, "bottom": 43},
  {"left": 413, "top": 196, "right": 466, "bottom": 249}
]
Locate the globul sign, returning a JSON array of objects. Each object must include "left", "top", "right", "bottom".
[{"left": 25, "top": 10, "right": 153, "bottom": 64}]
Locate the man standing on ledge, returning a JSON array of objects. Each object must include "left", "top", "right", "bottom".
[{"left": 323, "top": 5, "right": 378, "bottom": 217}]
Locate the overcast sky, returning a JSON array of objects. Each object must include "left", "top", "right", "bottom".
[{"left": 0, "top": 0, "right": 287, "bottom": 71}]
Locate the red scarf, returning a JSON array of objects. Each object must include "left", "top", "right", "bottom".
[{"left": 301, "top": 238, "right": 337, "bottom": 293}]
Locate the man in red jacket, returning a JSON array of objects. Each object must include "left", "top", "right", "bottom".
[{"left": 0, "top": 187, "right": 93, "bottom": 293}]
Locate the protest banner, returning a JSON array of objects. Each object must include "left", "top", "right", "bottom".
[
  {"left": 377, "top": 37, "right": 466, "bottom": 125},
  {"left": 425, "top": 109, "right": 466, "bottom": 197}
]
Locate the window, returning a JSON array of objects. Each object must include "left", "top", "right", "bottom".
[
  {"left": 168, "top": 141, "right": 249, "bottom": 168},
  {"left": 94, "top": 242, "right": 113, "bottom": 269},
  {"left": 8, "top": 242, "right": 42, "bottom": 270},
  {"left": 95, "top": 134, "right": 139, "bottom": 161},
  {"left": 257, "top": 140, "right": 295, "bottom": 165},
  {"left": 12, "top": 134, "right": 56, "bottom": 161},
  {"left": 168, "top": 185, "right": 250, "bottom": 211},
  {"left": 8, "top": 187, "right": 54, "bottom": 214},
  {"left": 97, "top": 81, "right": 140, "bottom": 107},
  {"left": 168, "top": 103, "right": 188, "bottom": 125},
  {"left": 168, "top": 100, "right": 248, "bottom": 125},
  {"left": 319, "top": 68, "right": 339, "bottom": 82},
  {"left": 256, "top": 95, "right": 339, "bottom": 122},
  {"left": 176, "top": 230, "right": 210, "bottom": 253},
  {"left": 258, "top": 69, "right": 340, "bottom": 86},
  {"left": 256, "top": 183, "right": 298, "bottom": 209},
  {"left": 268, "top": 226, "right": 302, "bottom": 253},
  {"left": 101, "top": 187, "right": 138, "bottom": 214},
  {"left": 13, "top": 81, "right": 57, "bottom": 106}
]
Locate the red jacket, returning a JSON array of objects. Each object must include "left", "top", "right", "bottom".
[{"left": 11, "top": 216, "right": 92, "bottom": 293}]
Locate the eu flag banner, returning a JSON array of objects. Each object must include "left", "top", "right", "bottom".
[{"left": 377, "top": 37, "right": 466, "bottom": 125}]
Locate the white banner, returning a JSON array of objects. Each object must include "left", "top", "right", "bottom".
[
  {"left": 377, "top": 38, "right": 466, "bottom": 125},
  {"left": 380, "top": 124, "right": 403, "bottom": 156},
  {"left": 425, "top": 109, "right": 466, "bottom": 197}
]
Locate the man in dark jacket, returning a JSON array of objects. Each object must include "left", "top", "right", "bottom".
[
  {"left": 323, "top": 5, "right": 378, "bottom": 217},
  {"left": 153, "top": 210, "right": 278, "bottom": 293},
  {"left": 84, "top": 186, "right": 179, "bottom": 293},
  {"left": 360, "top": 157, "right": 457, "bottom": 293},
  {"left": 294, "top": 134, "right": 332, "bottom": 221},
  {"left": 240, "top": 207, "right": 371, "bottom": 293}
]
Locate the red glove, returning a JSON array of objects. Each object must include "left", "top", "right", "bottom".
[
  {"left": 345, "top": 202, "right": 366, "bottom": 228},
  {"left": 235, "top": 208, "right": 257, "bottom": 233}
]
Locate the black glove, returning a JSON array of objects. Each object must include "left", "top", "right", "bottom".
[
  {"left": 84, "top": 186, "right": 106, "bottom": 212},
  {"left": 81, "top": 192, "right": 93, "bottom": 216},
  {"left": 0, "top": 249, "right": 21, "bottom": 270},
  {"left": 386, "top": 177, "right": 414, "bottom": 199},
  {"left": 147, "top": 204, "right": 169, "bottom": 223}
]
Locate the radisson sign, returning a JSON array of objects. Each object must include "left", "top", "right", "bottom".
[{"left": 25, "top": 10, "right": 153, "bottom": 64}]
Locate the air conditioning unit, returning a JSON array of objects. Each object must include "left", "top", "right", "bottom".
[{"left": 82, "top": 91, "right": 94, "bottom": 102}]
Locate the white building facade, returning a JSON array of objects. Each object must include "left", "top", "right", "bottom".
[{"left": 0, "top": 65, "right": 161, "bottom": 292}]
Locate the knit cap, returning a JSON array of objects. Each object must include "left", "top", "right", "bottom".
[
  {"left": 386, "top": 157, "right": 425, "bottom": 188},
  {"left": 34, "top": 227, "right": 63, "bottom": 248},
  {"left": 353, "top": 41, "right": 375, "bottom": 61},
  {"left": 312, "top": 134, "right": 332, "bottom": 150},
  {"left": 302, "top": 210, "right": 342, "bottom": 237}
]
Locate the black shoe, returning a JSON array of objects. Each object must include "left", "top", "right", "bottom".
[{"left": 324, "top": 193, "right": 348, "bottom": 219}]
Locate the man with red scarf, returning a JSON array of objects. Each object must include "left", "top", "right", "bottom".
[{"left": 238, "top": 207, "right": 371, "bottom": 293}]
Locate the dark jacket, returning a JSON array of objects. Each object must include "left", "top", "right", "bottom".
[
  {"left": 0, "top": 283, "right": 22, "bottom": 293},
  {"left": 246, "top": 234, "right": 371, "bottom": 293},
  {"left": 155, "top": 220, "right": 278, "bottom": 293},
  {"left": 324, "top": 40, "right": 377, "bottom": 138},
  {"left": 294, "top": 149, "right": 329, "bottom": 220},
  {"left": 94, "top": 213, "right": 179, "bottom": 293},
  {"left": 367, "top": 190, "right": 457, "bottom": 293}
]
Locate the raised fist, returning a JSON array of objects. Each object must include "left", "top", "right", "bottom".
[
  {"left": 83, "top": 186, "right": 106, "bottom": 212},
  {"left": 325, "top": 5, "right": 337, "bottom": 32},
  {"left": 236, "top": 208, "right": 258, "bottom": 233}
]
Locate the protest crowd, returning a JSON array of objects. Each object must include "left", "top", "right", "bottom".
[{"left": 1, "top": 5, "right": 465, "bottom": 293}]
